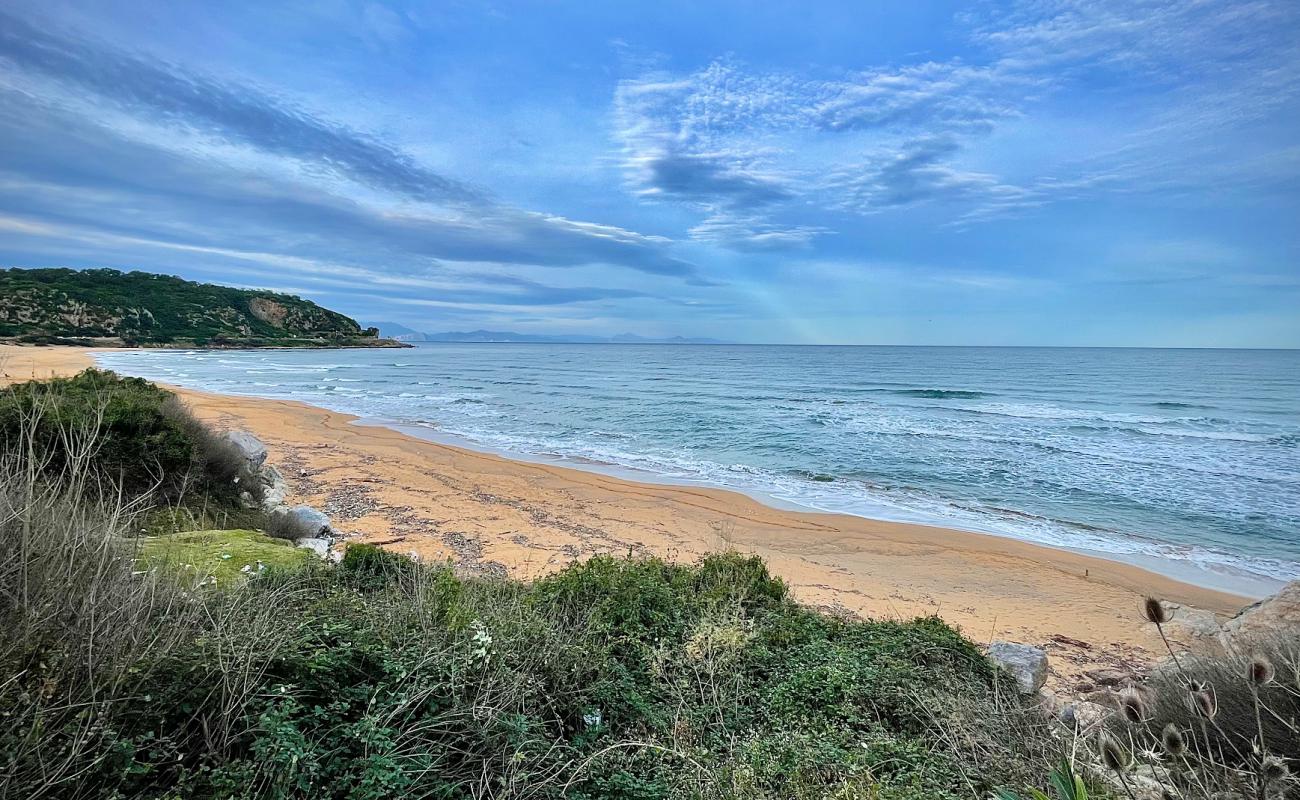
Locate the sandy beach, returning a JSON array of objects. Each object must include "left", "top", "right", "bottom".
[{"left": 0, "top": 344, "right": 1251, "bottom": 688}]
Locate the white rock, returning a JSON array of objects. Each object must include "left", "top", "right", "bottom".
[
  {"left": 222, "top": 430, "right": 268, "bottom": 470},
  {"left": 295, "top": 537, "right": 330, "bottom": 558},
  {"left": 1060, "top": 700, "right": 1110, "bottom": 730},
  {"left": 987, "top": 641, "right": 1049, "bottom": 694},
  {"left": 259, "top": 464, "right": 289, "bottom": 510},
  {"left": 1221, "top": 581, "right": 1300, "bottom": 648},
  {"left": 271, "top": 504, "right": 331, "bottom": 539}
]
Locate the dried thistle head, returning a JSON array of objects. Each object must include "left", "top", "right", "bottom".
[
  {"left": 1160, "top": 723, "right": 1187, "bottom": 757},
  {"left": 1188, "top": 683, "right": 1218, "bottom": 720},
  {"left": 1143, "top": 597, "right": 1171, "bottom": 625},
  {"left": 1261, "top": 755, "right": 1290, "bottom": 785},
  {"left": 1248, "top": 654, "right": 1276, "bottom": 686},
  {"left": 1098, "top": 730, "right": 1131, "bottom": 772},
  {"left": 1119, "top": 686, "right": 1149, "bottom": 724}
]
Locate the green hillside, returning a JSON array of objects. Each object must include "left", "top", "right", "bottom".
[{"left": 0, "top": 267, "right": 402, "bottom": 347}]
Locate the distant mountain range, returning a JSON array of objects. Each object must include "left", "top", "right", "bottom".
[{"left": 369, "top": 323, "right": 728, "bottom": 345}]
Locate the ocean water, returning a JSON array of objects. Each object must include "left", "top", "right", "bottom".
[{"left": 94, "top": 345, "right": 1300, "bottom": 594}]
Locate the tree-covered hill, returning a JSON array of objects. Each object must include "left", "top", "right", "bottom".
[{"left": 0, "top": 267, "right": 404, "bottom": 347}]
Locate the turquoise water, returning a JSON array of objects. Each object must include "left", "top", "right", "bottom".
[{"left": 95, "top": 345, "right": 1300, "bottom": 592}]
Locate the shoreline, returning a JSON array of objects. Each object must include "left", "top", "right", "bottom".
[
  {"left": 0, "top": 343, "right": 1257, "bottom": 687},
  {"left": 369, "top": 418, "right": 1282, "bottom": 599}
]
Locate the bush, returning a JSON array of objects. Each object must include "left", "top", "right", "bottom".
[
  {"left": 0, "top": 368, "right": 250, "bottom": 506},
  {"left": 0, "top": 494, "right": 1047, "bottom": 799}
]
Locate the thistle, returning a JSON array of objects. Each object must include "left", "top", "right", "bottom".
[
  {"left": 1188, "top": 682, "right": 1218, "bottom": 720},
  {"left": 1262, "top": 755, "right": 1290, "bottom": 785},
  {"left": 1248, "top": 654, "right": 1276, "bottom": 686},
  {"left": 1160, "top": 723, "right": 1187, "bottom": 757},
  {"left": 1143, "top": 596, "right": 1185, "bottom": 674},
  {"left": 1098, "top": 729, "right": 1132, "bottom": 771},
  {"left": 1143, "top": 597, "right": 1170, "bottom": 625},
  {"left": 1119, "top": 686, "right": 1149, "bottom": 724}
]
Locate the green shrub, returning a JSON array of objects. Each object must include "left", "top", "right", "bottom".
[
  {"left": 338, "top": 541, "right": 418, "bottom": 590},
  {"left": 2, "top": 525, "right": 1045, "bottom": 799},
  {"left": 0, "top": 368, "right": 250, "bottom": 506}
]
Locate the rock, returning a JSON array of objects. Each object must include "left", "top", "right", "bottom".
[
  {"left": 223, "top": 430, "right": 268, "bottom": 470},
  {"left": 1125, "top": 768, "right": 1170, "bottom": 800},
  {"left": 259, "top": 465, "right": 289, "bottom": 510},
  {"left": 1143, "top": 602, "right": 1224, "bottom": 648},
  {"left": 987, "top": 641, "right": 1049, "bottom": 694},
  {"left": 1060, "top": 700, "right": 1110, "bottom": 730},
  {"left": 1170, "top": 606, "right": 1224, "bottom": 640},
  {"left": 294, "top": 537, "right": 331, "bottom": 558},
  {"left": 1035, "top": 687, "right": 1061, "bottom": 716},
  {"left": 1221, "top": 581, "right": 1300, "bottom": 648},
  {"left": 1150, "top": 651, "right": 1210, "bottom": 679},
  {"left": 271, "top": 504, "right": 332, "bottom": 539}
]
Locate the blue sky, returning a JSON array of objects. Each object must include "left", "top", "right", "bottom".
[{"left": 1, "top": 1, "right": 1297, "bottom": 346}]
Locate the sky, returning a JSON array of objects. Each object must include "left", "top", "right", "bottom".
[{"left": 1, "top": 1, "right": 1298, "bottom": 346}]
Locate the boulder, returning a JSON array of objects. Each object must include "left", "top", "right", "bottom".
[
  {"left": 271, "top": 504, "right": 332, "bottom": 539},
  {"left": 259, "top": 464, "right": 289, "bottom": 510},
  {"left": 1221, "top": 581, "right": 1300, "bottom": 648},
  {"left": 295, "top": 537, "right": 331, "bottom": 558},
  {"left": 987, "top": 641, "right": 1049, "bottom": 694},
  {"left": 1060, "top": 700, "right": 1110, "bottom": 730},
  {"left": 1144, "top": 602, "right": 1223, "bottom": 647},
  {"left": 223, "top": 430, "right": 268, "bottom": 470}
]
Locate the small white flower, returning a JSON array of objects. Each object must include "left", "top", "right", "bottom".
[{"left": 469, "top": 620, "right": 493, "bottom": 664}]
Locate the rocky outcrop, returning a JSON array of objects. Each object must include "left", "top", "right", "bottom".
[
  {"left": 987, "top": 641, "right": 1049, "bottom": 694},
  {"left": 1147, "top": 602, "right": 1224, "bottom": 645},
  {"left": 259, "top": 465, "right": 289, "bottom": 510},
  {"left": 223, "top": 430, "right": 268, "bottom": 470},
  {"left": 1221, "top": 580, "right": 1300, "bottom": 648},
  {"left": 220, "top": 429, "right": 334, "bottom": 560}
]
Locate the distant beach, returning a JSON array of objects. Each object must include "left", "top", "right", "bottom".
[{"left": 1, "top": 343, "right": 1265, "bottom": 688}]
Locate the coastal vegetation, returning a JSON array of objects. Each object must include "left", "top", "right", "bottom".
[
  {"left": 0, "top": 267, "right": 402, "bottom": 347},
  {"left": 0, "top": 369, "right": 1295, "bottom": 799}
]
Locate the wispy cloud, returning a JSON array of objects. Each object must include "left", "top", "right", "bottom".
[
  {"left": 0, "top": 9, "right": 701, "bottom": 283},
  {"left": 611, "top": 0, "right": 1300, "bottom": 243},
  {"left": 0, "top": 10, "right": 480, "bottom": 205}
]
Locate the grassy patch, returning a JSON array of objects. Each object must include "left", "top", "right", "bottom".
[{"left": 137, "top": 529, "right": 313, "bottom": 584}]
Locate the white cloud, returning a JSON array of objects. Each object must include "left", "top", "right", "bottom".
[{"left": 610, "top": 0, "right": 1300, "bottom": 244}]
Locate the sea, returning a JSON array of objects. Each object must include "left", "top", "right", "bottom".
[{"left": 94, "top": 345, "right": 1300, "bottom": 597}]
